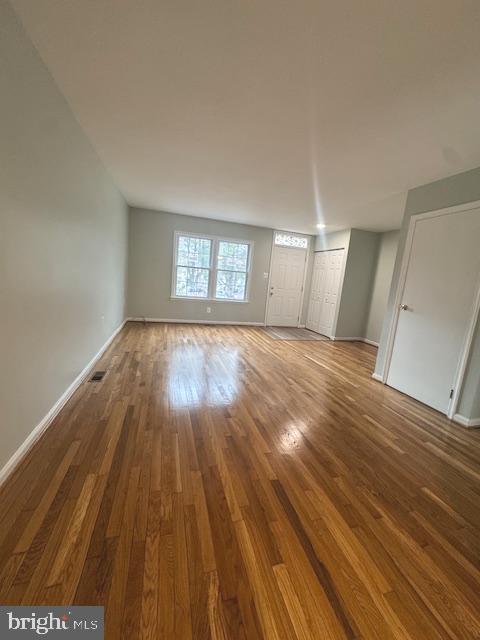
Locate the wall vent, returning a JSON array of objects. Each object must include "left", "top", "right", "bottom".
[{"left": 90, "top": 371, "right": 106, "bottom": 382}]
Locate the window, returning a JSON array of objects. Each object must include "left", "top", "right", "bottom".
[
  {"left": 174, "top": 235, "right": 212, "bottom": 298},
  {"left": 173, "top": 233, "right": 252, "bottom": 301},
  {"left": 274, "top": 232, "right": 308, "bottom": 249},
  {"left": 216, "top": 240, "right": 249, "bottom": 300}
]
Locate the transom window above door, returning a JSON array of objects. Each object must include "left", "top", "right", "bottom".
[
  {"left": 172, "top": 232, "right": 252, "bottom": 302},
  {"left": 274, "top": 232, "right": 308, "bottom": 249}
]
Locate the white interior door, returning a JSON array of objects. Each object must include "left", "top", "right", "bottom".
[
  {"left": 307, "top": 249, "right": 344, "bottom": 337},
  {"left": 306, "top": 252, "right": 327, "bottom": 332},
  {"left": 266, "top": 245, "right": 307, "bottom": 326},
  {"left": 387, "top": 206, "right": 480, "bottom": 413}
]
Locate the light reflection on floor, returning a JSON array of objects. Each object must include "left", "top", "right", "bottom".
[
  {"left": 279, "top": 422, "right": 307, "bottom": 451},
  {"left": 167, "top": 344, "right": 240, "bottom": 408}
]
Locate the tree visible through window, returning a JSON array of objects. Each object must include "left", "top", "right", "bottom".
[
  {"left": 173, "top": 233, "right": 251, "bottom": 301},
  {"left": 216, "top": 241, "right": 249, "bottom": 300},
  {"left": 174, "top": 235, "right": 212, "bottom": 297}
]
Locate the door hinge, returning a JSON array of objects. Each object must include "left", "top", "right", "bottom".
[{"left": 449, "top": 389, "right": 454, "bottom": 399}]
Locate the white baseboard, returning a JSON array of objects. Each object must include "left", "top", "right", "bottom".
[
  {"left": 371, "top": 373, "right": 384, "bottom": 383},
  {"left": 127, "top": 317, "right": 265, "bottom": 326},
  {"left": 0, "top": 318, "right": 128, "bottom": 489},
  {"left": 453, "top": 414, "right": 480, "bottom": 428},
  {"left": 297, "top": 324, "right": 306, "bottom": 329},
  {"left": 332, "top": 336, "right": 379, "bottom": 347}
]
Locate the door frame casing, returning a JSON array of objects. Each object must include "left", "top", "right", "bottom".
[
  {"left": 264, "top": 232, "right": 310, "bottom": 327},
  {"left": 379, "top": 199, "right": 480, "bottom": 419}
]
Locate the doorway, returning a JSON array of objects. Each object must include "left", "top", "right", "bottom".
[
  {"left": 266, "top": 241, "right": 308, "bottom": 327},
  {"left": 386, "top": 204, "right": 480, "bottom": 414}
]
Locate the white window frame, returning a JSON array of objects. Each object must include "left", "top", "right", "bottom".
[{"left": 171, "top": 231, "right": 253, "bottom": 303}]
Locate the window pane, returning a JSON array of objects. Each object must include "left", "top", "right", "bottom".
[
  {"left": 217, "top": 241, "right": 249, "bottom": 272},
  {"left": 177, "top": 235, "right": 211, "bottom": 268},
  {"left": 175, "top": 266, "right": 209, "bottom": 297},
  {"left": 215, "top": 270, "right": 247, "bottom": 300},
  {"left": 274, "top": 233, "right": 308, "bottom": 248}
]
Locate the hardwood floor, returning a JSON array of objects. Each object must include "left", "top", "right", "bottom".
[{"left": 1, "top": 322, "right": 480, "bottom": 639}]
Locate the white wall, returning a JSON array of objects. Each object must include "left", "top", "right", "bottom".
[
  {"left": 0, "top": 0, "right": 128, "bottom": 471},
  {"left": 365, "top": 231, "right": 399, "bottom": 345}
]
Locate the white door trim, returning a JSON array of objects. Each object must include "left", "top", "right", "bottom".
[
  {"left": 379, "top": 199, "right": 480, "bottom": 419},
  {"left": 264, "top": 232, "right": 309, "bottom": 327}
]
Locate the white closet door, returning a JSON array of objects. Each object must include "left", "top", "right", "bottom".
[
  {"left": 387, "top": 206, "right": 480, "bottom": 413},
  {"left": 307, "top": 249, "right": 344, "bottom": 337},
  {"left": 306, "top": 252, "right": 328, "bottom": 332}
]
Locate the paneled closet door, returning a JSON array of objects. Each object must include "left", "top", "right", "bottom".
[
  {"left": 306, "top": 252, "right": 328, "bottom": 332},
  {"left": 307, "top": 249, "right": 344, "bottom": 337}
]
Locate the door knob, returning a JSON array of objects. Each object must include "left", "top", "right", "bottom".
[{"left": 400, "top": 303, "right": 409, "bottom": 311}]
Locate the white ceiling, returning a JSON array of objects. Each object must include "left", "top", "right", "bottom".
[{"left": 10, "top": 0, "right": 480, "bottom": 234}]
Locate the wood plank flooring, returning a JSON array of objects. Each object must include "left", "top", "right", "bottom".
[
  {"left": 1, "top": 321, "right": 480, "bottom": 639},
  {"left": 263, "top": 327, "right": 328, "bottom": 341}
]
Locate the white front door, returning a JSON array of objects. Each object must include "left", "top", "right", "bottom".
[
  {"left": 387, "top": 206, "right": 480, "bottom": 413},
  {"left": 266, "top": 245, "right": 307, "bottom": 326},
  {"left": 307, "top": 249, "right": 344, "bottom": 337}
]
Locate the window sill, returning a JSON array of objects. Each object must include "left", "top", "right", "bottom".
[{"left": 170, "top": 296, "right": 249, "bottom": 304}]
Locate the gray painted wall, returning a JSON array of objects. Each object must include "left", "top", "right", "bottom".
[
  {"left": 128, "top": 208, "right": 269, "bottom": 323},
  {"left": 460, "top": 321, "right": 480, "bottom": 420},
  {"left": 128, "top": 208, "right": 313, "bottom": 325},
  {"left": 365, "top": 231, "right": 399, "bottom": 344},
  {"left": 0, "top": 0, "right": 128, "bottom": 471},
  {"left": 315, "top": 229, "right": 351, "bottom": 253},
  {"left": 335, "top": 230, "right": 380, "bottom": 339},
  {"left": 313, "top": 228, "right": 394, "bottom": 341},
  {"left": 375, "top": 166, "right": 480, "bottom": 420}
]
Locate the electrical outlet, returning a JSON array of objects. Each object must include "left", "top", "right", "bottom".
[{"left": 206, "top": 306, "right": 211, "bottom": 313}]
